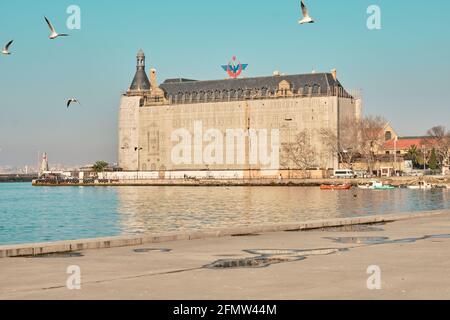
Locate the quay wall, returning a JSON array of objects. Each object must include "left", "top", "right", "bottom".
[
  {"left": 32, "top": 175, "right": 450, "bottom": 187},
  {"left": 1, "top": 210, "right": 448, "bottom": 257}
]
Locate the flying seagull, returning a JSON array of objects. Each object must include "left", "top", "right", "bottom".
[
  {"left": 298, "top": 0, "right": 315, "bottom": 24},
  {"left": 1, "top": 40, "right": 13, "bottom": 55},
  {"left": 45, "top": 17, "right": 69, "bottom": 39},
  {"left": 67, "top": 98, "right": 81, "bottom": 108}
]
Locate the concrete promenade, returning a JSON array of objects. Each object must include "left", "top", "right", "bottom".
[{"left": 1, "top": 211, "right": 450, "bottom": 299}]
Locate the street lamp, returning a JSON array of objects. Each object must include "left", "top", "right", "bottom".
[
  {"left": 422, "top": 146, "right": 426, "bottom": 173},
  {"left": 135, "top": 147, "right": 143, "bottom": 179},
  {"left": 394, "top": 137, "right": 398, "bottom": 176}
]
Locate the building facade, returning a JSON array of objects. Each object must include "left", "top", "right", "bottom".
[{"left": 118, "top": 51, "right": 361, "bottom": 178}]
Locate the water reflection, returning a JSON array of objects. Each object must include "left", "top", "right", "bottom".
[
  {"left": 1, "top": 184, "right": 449, "bottom": 245},
  {"left": 116, "top": 187, "right": 450, "bottom": 234}
]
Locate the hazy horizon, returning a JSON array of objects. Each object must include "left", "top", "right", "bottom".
[{"left": 1, "top": 0, "right": 449, "bottom": 166}]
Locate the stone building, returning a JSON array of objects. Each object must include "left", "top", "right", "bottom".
[{"left": 118, "top": 50, "right": 361, "bottom": 178}]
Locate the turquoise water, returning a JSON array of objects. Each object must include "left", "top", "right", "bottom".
[{"left": 0, "top": 183, "right": 449, "bottom": 245}]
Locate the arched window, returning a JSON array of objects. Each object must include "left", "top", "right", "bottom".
[
  {"left": 222, "top": 90, "right": 228, "bottom": 99},
  {"left": 261, "top": 87, "right": 268, "bottom": 97},
  {"left": 304, "top": 85, "right": 311, "bottom": 96},
  {"left": 177, "top": 92, "right": 183, "bottom": 102},
  {"left": 385, "top": 131, "right": 392, "bottom": 141},
  {"left": 312, "top": 84, "right": 320, "bottom": 95}
]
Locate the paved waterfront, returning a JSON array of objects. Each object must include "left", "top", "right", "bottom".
[{"left": 1, "top": 212, "right": 450, "bottom": 299}]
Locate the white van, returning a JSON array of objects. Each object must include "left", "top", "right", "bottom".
[{"left": 333, "top": 169, "right": 357, "bottom": 179}]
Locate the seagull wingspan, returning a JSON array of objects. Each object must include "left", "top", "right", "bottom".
[
  {"left": 301, "top": 0, "right": 309, "bottom": 18},
  {"left": 67, "top": 99, "right": 80, "bottom": 108},
  {"left": 45, "top": 16, "right": 56, "bottom": 33},
  {"left": 5, "top": 40, "right": 13, "bottom": 51}
]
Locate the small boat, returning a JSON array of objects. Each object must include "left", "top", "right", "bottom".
[
  {"left": 358, "top": 181, "right": 395, "bottom": 190},
  {"left": 320, "top": 184, "right": 352, "bottom": 190},
  {"left": 407, "top": 181, "right": 433, "bottom": 190}
]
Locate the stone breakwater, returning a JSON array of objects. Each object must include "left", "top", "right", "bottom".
[{"left": 1, "top": 174, "right": 37, "bottom": 183}]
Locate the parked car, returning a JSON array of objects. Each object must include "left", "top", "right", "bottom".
[{"left": 332, "top": 170, "right": 357, "bottom": 179}]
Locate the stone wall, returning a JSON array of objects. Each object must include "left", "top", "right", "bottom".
[
  {"left": 119, "top": 94, "right": 358, "bottom": 172},
  {"left": 118, "top": 96, "right": 142, "bottom": 170}
]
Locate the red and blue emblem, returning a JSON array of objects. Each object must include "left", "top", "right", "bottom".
[{"left": 221, "top": 56, "right": 248, "bottom": 79}]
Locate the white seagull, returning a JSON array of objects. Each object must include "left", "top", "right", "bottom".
[
  {"left": 45, "top": 16, "right": 69, "bottom": 39},
  {"left": 67, "top": 98, "right": 81, "bottom": 109},
  {"left": 2, "top": 40, "right": 13, "bottom": 55},
  {"left": 298, "top": 0, "right": 315, "bottom": 24}
]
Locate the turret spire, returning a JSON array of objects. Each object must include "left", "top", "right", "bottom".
[{"left": 128, "top": 49, "right": 151, "bottom": 93}]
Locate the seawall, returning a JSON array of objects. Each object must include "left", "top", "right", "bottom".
[
  {"left": 31, "top": 176, "right": 450, "bottom": 187},
  {"left": 1, "top": 210, "right": 448, "bottom": 258}
]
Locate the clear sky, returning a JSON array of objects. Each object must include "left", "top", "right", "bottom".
[{"left": 0, "top": 0, "right": 449, "bottom": 166}]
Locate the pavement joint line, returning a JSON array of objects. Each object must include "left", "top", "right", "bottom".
[
  {"left": 1, "top": 267, "right": 204, "bottom": 297},
  {"left": 0, "top": 210, "right": 448, "bottom": 258}
]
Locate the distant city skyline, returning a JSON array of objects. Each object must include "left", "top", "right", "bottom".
[{"left": 0, "top": 0, "right": 449, "bottom": 166}]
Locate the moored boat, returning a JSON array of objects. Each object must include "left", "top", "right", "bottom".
[
  {"left": 407, "top": 181, "right": 433, "bottom": 190},
  {"left": 358, "top": 181, "right": 395, "bottom": 190},
  {"left": 320, "top": 184, "right": 352, "bottom": 190}
]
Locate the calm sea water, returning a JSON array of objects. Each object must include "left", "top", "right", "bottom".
[{"left": 0, "top": 183, "right": 449, "bottom": 245}]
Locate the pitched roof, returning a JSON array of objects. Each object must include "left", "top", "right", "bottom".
[
  {"left": 129, "top": 66, "right": 151, "bottom": 92},
  {"left": 159, "top": 73, "right": 349, "bottom": 97},
  {"left": 383, "top": 137, "right": 437, "bottom": 150}
]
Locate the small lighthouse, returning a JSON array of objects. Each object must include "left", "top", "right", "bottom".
[{"left": 39, "top": 152, "right": 49, "bottom": 176}]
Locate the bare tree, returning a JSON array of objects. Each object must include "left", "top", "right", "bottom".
[
  {"left": 320, "top": 116, "right": 386, "bottom": 172},
  {"left": 426, "top": 126, "right": 450, "bottom": 167},
  {"left": 281, "top": 130, "right": 318, "bottom": 174},
  {"left": 320, "top": 118, "right": 360, "bottom": 169},
  {"left": 357, "top": 115, "right": 387, "bottom": 173}
]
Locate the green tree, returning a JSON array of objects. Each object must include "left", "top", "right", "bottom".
[
  {"left": 93, "top": 161, "right": 109, "bottom": 172},
  {"left": 429, "top": 148, "right": 438, "bottom": 170},
  {"left": 405, "top": 145, "right": 420, "bottom": 168}
]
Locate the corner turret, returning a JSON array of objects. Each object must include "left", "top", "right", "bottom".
[{"left": 128, "top": 49, "right": 151, "bottom": 94}]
